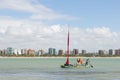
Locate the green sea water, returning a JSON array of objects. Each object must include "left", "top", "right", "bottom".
[{"left": 0, "top": 57, "right": 120, "bottom": 80}]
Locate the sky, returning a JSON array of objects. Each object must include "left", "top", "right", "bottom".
[{"left": 0, "top": 0, "right": 120, "bottom": 52}]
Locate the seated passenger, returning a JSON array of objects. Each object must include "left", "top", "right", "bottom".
[{"left": 77, "top": 58, "right": 84, "bottom": 65}]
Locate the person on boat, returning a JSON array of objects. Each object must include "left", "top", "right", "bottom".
[
  {"left": 77, "top": 58, "right": 84, "bottom": 65},
  {"left": 85, "top": 58, "right": 90, "bottom": 66},
  {"left": 85, "top": 58, "right": 93, "bottom": 68},
  {"left": 64, "top": 58, "right": 73, "bottom": 66}
]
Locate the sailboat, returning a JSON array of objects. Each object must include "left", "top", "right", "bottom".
[
  {"left": 61, "top": 29, "right": 73, "bottom": 68},
  {"left": 61, "top": 29, "right": 93, "bottom": 68}
]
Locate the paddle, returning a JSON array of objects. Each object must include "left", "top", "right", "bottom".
[{"left": 90, "top": 64, "right": 93, "bottom": 68}]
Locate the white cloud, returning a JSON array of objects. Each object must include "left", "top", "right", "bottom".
[
  {"left": 85, "top": 27, "right": 116, "bottom": 40},
  {"left": 0, "top": 17, "right": 33, "bottom": 36},
  {"left": 0, "top": 17, "right": 120, "bottom": 51},
  {"left": 0, "top": 0, "right": 78, "bottom": 20},
  {"left": 0, "top": 0, "right": 38, "bottom": 13},
  {"left": 0, "top": 0, "right": 120, "bottom": 51},
  {"left": 30, "top": 13, "right": 78, "bottom": 20}
]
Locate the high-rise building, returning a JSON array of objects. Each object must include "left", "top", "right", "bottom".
[
  {"left": 53, "top": 48, "right": 56, "bottom": 55},
  {"left": 58, "top": 49, "right": 64, "bottom": 55},
  {"left": 27, "top": 49, "right": 35, "bottom": 56},
  {"left": 115, "top": 49, "right": 120, "bottom": 56},
  {"left": 37, "top": 49, "right": 44, "bottom": 56},
  {"left": 14, "top": 49, "right": 21, "bottom": 55},
  {"left": 98, "top": 50, "right": 108, "bottom": 55},
  {"left": 0, "top": 49, "right": 6, "bottom": 56},
  {"left": 98, "top": 50, "right": 104, "bottom": 55},
  {"left": 21, "top": 49, "right": 28, "bottom": 55},
  {"left": 82, "top": 50, "right": 86, "bottom": 54},
  {"left": 73, "top": 49, "right": 79, "bottom": 55},
  {"left": 48, "top": 48, "right": 56, "bottom": 55},
  {"left": 48, "top": 48, "right": 53, "bottom": 55},
  {"left": 0, "top": 50, "right": 4, "bottom": 56},
  {"left": 7, "top": 47, "right": 14, "bottom": 55},
  {"left": 109, "top": 49, "right": 114, "bottom": 55}
]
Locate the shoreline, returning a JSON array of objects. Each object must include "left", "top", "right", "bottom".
[{"left": 0, "top": 56, "right": 120, "bottom": 59}]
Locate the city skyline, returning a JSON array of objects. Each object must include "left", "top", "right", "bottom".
[
  {"left": 0, "top": 47, "right": 119, "bottom": 54},
  {"left": 1, "top": 47, "right": 120, "bottom": 57},
  {"left": 0, "top": 0, "right": 120, "bottom": 52}
]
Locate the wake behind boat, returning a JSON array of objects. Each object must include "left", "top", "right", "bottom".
[{"left": 60, "top": 28, "right": 93, "bottom": 69}]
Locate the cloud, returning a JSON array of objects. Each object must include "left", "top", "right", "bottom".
[
  {"left": 0, "top": 0, "right": 38, "bottom": 13},
  {"left": 0, "top": 17, "right": 120, "bottom": 51},
  {"left": 0, "top": 0, "right": 119, "bottom": 51},
  {"left": 0, "top": 0, "right": 78, "bottom": 20},
  {"left": 30, "top": 13, "right": 78, "bottom": 20}
]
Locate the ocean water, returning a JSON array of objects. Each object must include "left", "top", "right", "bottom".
[{"left": 0, "top": 57, "right": 120, "bottom": 80}]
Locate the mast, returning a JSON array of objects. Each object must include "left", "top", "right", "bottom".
[{"left": 65, "top": 28, "right": 70, "bottom": 65}]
